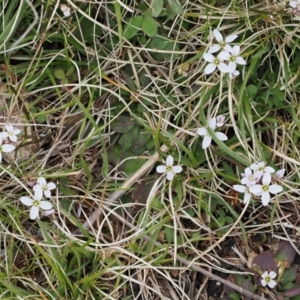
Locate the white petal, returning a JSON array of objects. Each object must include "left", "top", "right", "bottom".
[
  {"left": 268, "top": 280, "right": 277, "bottom": 289},
  {"left": 47, "top": 182, "right": 56, "bottom": 190},
  {"left": 243, "top": 192, "right": 251, "bottom": 204},
  {"left": 204, "top": 63, "right": 216, "bottom": 74},
  {"left": 231, "top": 45, "right": 240, "bottom": 56},
  {"left": 166, "top": 155, "right": 173, "bottom": 167},
  {"left": 244, "top": 168, "right": 251, "bottom": 176},
  {"left": 261, "top": 271, "right": 268, "bottom": 279},
  {"left": 33, "top": 185, "right": 43, "bottom": 193},
  {"left": 290, "top": 1, "right": 297, "bottom": 8},
  {"left": 2, "top": 144, "right": 15, "bottom": 153},
  {"left": 208, "top": 44, "right": 220, "bottom": 54},
  {"left": 30, "top": 206, "right": 39, "bottom": 220},
  {"left": 269, "top": 184, "right": 283, "bottom": 194},
  {"left": 39, "top": 201, "right": 53, "bottom": 210},
  {"left": 208, "top": 118, "right": 217, "bottom": 130},
  {"left": 274, "top": 169, "right": 285, "bottom": 180},
  {"left": 264, "top": 166, "right": 275, "bottom": 173},
  {"left": 213, "top": 29, "right": 223, "bottom": 42},
  {"left": 249, "top": 185, "right": 262, "bottom": 194},
  {"left": 262, "top": 173, "right": 271, "bottom": 185},
  {"left": 233, "top": 185, "right": 246, "bottom": 193},
  {"left": 156, "top": 165, "right": 166, "bottom": 173},
  {"left": 0, "top": 152, "right": 2, "bottom": 163},
  {"left": 13, "top": 129, "right": 21, "bottom": 135},
  {"left": 34, "top": 190, "right": 43, "bottom": 200},
  {"left": 269, "top": 271, "right": 277, "bottom": 279},
  {"left": 218, "top": 51, "right": 230, "bottom": 61},
  {"left": 1, "top": 132, "right": 8, "bottom": 139},
  {"left": 37, "top": 177, "right": 47, "bottom": 186},
  {"left": 261, "top": 192, "right": 270, "bottom": 206},
  {"left": 44, "top": 190, "right": 51, "bottom": 198},
  {"left": 9, "top": 135, "right": 17, "bottom": 142},
  {"left": 218, "top": 63, "right": 228, "bottom": 73},
  {"left": 236, "top": 57, "right": 246, "bottom": 65},
  {"left": 225, "top": 34, "right": 238, "bottom": 43},
  {"left": 223, "top": 44, "right": 233, "bottom": 52},
  {"left": 202, "top": 136, "right": 212, "bottom": 149},
  {"left": 215, "top": 132, "right": 228, "bottom": 141},
  {"left": 250, "top": 163, "right": 258, "bottom": 170},
  {"left": 203, "top": 53, "right": 215, "bottom": 63},
  {"left": 228, "top": 61, "right": 236, "bottom": 73},
  {"left": 261, "top": 279, "right": 267, "bottom": 287},
  {"left": 197, "top": 128, "right": 208, "bottom": 136},
  {"left": 5, "top": 125, "right": 13, "bottom": 132},
  {"left": 20, "top": 196, "right": 33, "bottom": 206},
  {"left": 166, "top": 171, "right": 174, "bottom": 181},
  {"left": 43, "top": 209, "right": 55, "bottom": 216},
  {"left": 172, "top": 166, "right": 182, "bottom": 174}
]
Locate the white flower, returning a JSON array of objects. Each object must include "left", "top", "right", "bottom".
[
  {"left": 249, "top": 173, "right": 283, "bottom": 206},
  {"left": 60, "top": 4, "right": 71, "bottom": 17},
  {"left": 233, "top": 185, "right": 252, "bottom": 204},
  {"left": 241, "top": 167, "right": 259, "bottom": 186},
  {"left": 197, "top": 118, "right": 228, "bottom": 149},
  {"left": 228, "top": 70, "right": 240, "bottom": 79},
  {"left": 219, "top": 46, "right": 246, "bottom": 73},
  {"left": 2, "top": 125, "right": 21, "bottom": 142},
  {"left": 156, "top": 155, "right": 182, "bottom": 181},
  {"left": 250, "top": 162, "right": 275, "bottom": 179},
  {"left": 273, "top": 169, "right": 285, "bottom": 180},
  {"left": 261, "top": 271, "right": 277, "bottom": 288},
  {"left": 33, "top": 177, "right": 56, "bottom": 198},
  {"left": 216, "top": 115, "right": 225, "bottom": 127},
  {"left": 208, "top": 29, "right": 238, "bottom": 54},
  {"left": 203, "top": 53, "right": 228, "bottom": 74},
  {"left": 0, "top": 137, "right": 15, "bottom": 162},
  {"left": 20, "top": 192, "right": 53, "bottom": 220}
]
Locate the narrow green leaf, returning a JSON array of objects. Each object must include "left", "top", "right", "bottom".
[{"left": 123, "top": 16, "right": 143, "bottom": 40}]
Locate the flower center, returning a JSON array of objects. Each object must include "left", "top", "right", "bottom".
[
  {"left": 166, "top": 166, "right": 173, "bottom": 172},
  {"left": 262, "top": 185, "right": 269, "bottom": 192},
  {"left": 249, "top": 175, "right": 254, "bottom": 181},
  {"left": 219, "top": 41, "right": 226, "bottom": 47},
  {"left": 214, "top": 58, "right": 220, "bottom": 65},
  {"left": 33, "top": 200, "right": 40, "bottom": 207},
  {"left": 230, "top": 56, "right": 236, "bottom": 62},
  {"left": 42, "top": 185, "right": 48, "bottom": 191},
  {"left": 265, "top": 276, "right": 271, "bottom": 283}
]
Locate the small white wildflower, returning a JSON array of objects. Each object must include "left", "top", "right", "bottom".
[
  {"left": 197, "top": 118, "right": 228, "bottom": 149},
  {"left": 2, "top": 125, "right": 21, "bottom": 142},
  {"left": 60, "top": 4, "right": 71, "bottom": 17},
  {"left": 241, "top": 167, "right": 259, "bottom": 186},
  {"left": 216, "top": 115, "right": 226, "bottom": 127},
  {"left": 219, "top": 46, "right": 246, "bottom": 73},
  {"left": 250, "top": 162, "right": 275, "bottom": 179},
  {"left": 33, "top": 177, "right": 56, "bottom": 198},
  {"left": 261, "top": 271, "right": 277, "bottom": 288},
  {"left": 208, "top": 29, "right": 238, "bottom": 54},
  {"left": 228, "top": 70, "right": 240, "bottom": 79},
  {"left": 0, "top": 137, "right": 15, "bottom": 162},
  {"left": 273, "top": 169, "right": 285, "bottom": 180},
  {"left": 20, "top": 192, "right": 53, "bottom": 220},
  {"left": 233, "top": 185, "right": 252, "bottom": 204},
  {"left": 249, "top": 173, "right": 283, "bottom": 206},
  {"left": 203, "top": 53, "right": 228, "bottom": 74},
  {"left": 156, "top": 155, "right": 182, "bottom": 181}
]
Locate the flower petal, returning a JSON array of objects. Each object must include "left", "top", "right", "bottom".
[
  {"left": 197, "top": 128, "right": 208, "bottom": 136},
  {"left": 269, "top": 271, "right": 277, "bottom": 279},
  {"left": 261, "top": 279, "right": 267, "bottom": 287},
  {"left": 218, "top": 63, "right": 228, "bottom": 73},
  {"left": 262, "top": 172, "right": 271, "bottom": 185},
  {"left": 202, "top": 135, "right": 212, "bottom": 149},
  {"left": 215, "top": 132, "right": 228, "bottom": 141},
  {"left": 204, "top": 63, "right": 216, "bottom": 74},
  {"left": 37, "top": 177, "right": 47, "bottom": 186},
  {"left": 261, "top": 191, "right": 270, "bottom": 206},
  {"left": 203, "top": 53, "right": 215, "bottom": 63},
  {"left": 39, "top": 201, "right": 53, "bottom": 210},
  {"left": 269, "top": 184, "right": 283, "bottom": 194},
  {"left": 44, "top": 190, "right": 51, "bottom": 198},
  {"left": 230, "top": 45, "right": 240, "bottom": 56},
  {"left": 30, "top": 206, "right": 39, "bottom": 220},
  {"left": 227, "top": 61, "right": 236, "bottom": 73},
  {"left": 172, "top": 166, "right": 182, "bottom": 174},
  {"left": 9, "top": 135, "right": 17, "bottom": 142},
  {"left": 166, "top": 155, "right": 173, "bottom": 167},
  {"left": 268, "top": 280, "right": 277, "bottom": 289},
  {"left": 20, "top": 196, "right": 33, "bottom": 206},
  {"left": 47, "top": 182, "right": 56, "bottom": 190},
  {"left": 156, "top": 165, "right": 166, "bottom": 173},
  {"left": 34, "top": 189, "right": 43, "bottom": 200},
  {"left": 208, "top": 44, "right": 220, "bottom": 54},
  {"left": 208, "top": 118, "right": 217, "bottom": 130},
  {"left": 243, "top": 192, "right": 251, "bottom": 204},
  {"left": 2, "top": 144, "right": 15, "bottom": 153},
  {"left": 213, "top": 29, "right": 223, "bottom": 42},
  {"left": 166, "top": 171, "right": 174, "bottom": 181},
  {"left": 225, "top": 34, "right": 238, "bottom": 43},
  {"left": 236, "top": 57, "right": 246, "bottom": 65},
  {"left": 249, "top": 185, "right": 262, "bottom": 194},
  {"left": 264, "top": 166, "right": 275, "bottom": 173},
  {"left": 233, "top": 185, "right": 246, "bottom": 193},
  {"left": 218, "top": 51, "right": 230, "bottom": 61}
]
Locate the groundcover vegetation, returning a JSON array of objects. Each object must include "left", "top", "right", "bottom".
[{"left": 0, "top": 0, "right": 300, "bottom": 299}]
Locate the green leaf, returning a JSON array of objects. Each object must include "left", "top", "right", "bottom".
[
  {"left": 167, "top": 0, "right": 183, "bottom": 14},
  {"left": 54, "top": 69, "right": 65, "bottom": 80},
  {"left": 141, "top": 15, "right": 157, "bottom": 37},
  {"left": 165, "top": 226, "right": 174, "bottom": 243},
  {"left": 152, "top": 0, "right": 164, "bottom": 17},
  {"left": 111, "top": 115, "right": 135, "bottom": 133},
  {"left": 246, "top": 84, "right": 258, "bottom": 96},
  {"left": 66, "top": 66, "right": 75, "bottom": 77},
  {"left": 122, "top": 158, "right": 145, "bottom": 176},
  {"left": 123, "top": 16, "right": 143, "bottom": 40}
]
